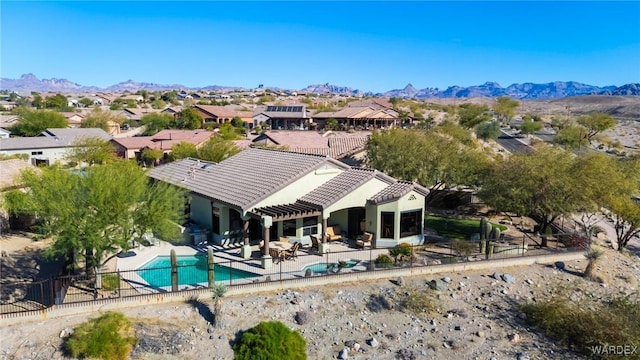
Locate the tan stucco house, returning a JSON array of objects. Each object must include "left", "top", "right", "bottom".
[{"left": 149, "top": 148, "right": 428, "bottom": 268}]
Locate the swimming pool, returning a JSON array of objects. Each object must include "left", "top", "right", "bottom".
[
  {"left": 302, "top": 260, "right": 360, "bottom": 274},
  {"left": 136, "top": 255, "right": 259, "bottom": 287}
]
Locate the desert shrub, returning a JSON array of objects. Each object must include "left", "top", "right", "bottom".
[
  {"left": 521, "top": 292, "right": 640, "bottom": 359},
  {"left": 65, "top": 312, "right": 136, "bottom": 360},
  {"left": 389, "top": 242, "right": 414, "bottom": 264},
  {"left": 101, "top": 273, "right": 120, "bottom": 291},
  {"left": 366, "top": 293, "right": 394, "bottom": 312},
  {"left": 233, "top": 321, "right": 307, "bottom": 360},
  {"left": 398, "top": 286, "right": 437, "bottom": 316},
  {"left": 374, "top": 254, "right": 393, "bottom": 267},
  {"left": 451, "top": 239, "right": 475, "bottom": 261}
]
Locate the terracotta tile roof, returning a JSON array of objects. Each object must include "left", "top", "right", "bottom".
[
  {"left": 0, "top": 128, "right": 112, "bottom": 151},
  {"left": 299, "top": 168, "right": 395, "bottom": 208},
  {"left": 257, "top": 131, "right": 370, "bottom": 159},
  {"left": 0, "top": 159, "right": 34, "bottom": 190},
  {"left": 111, "top": 130, "right": 215, "bottom": 150},
  {"left": 255, "top": 131, "right": 329, "bottom": 148},
  {"left": 151, "top": 130, "right": 214, "bottom": 146},
  {"left": 368, "top": 181, "right": 430, "bottom": 205},
  {"left": 110, "top": 137, "right": 155, "bottom": 150},
  {"left": 193, "top": 105, "right": 252, "bottom": 119},
  {"left": 148, "top": 148, "right": 350, "bottom": 210}
]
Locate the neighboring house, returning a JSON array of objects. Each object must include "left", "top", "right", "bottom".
[
  {"left": 252, "top": 105, "right": 308, "bottom": 130},
  {"left": 59, "top": 112, "right": 85, "bottom": 127},
  {"left": 0, "top": 159, "right": 36, "bottom": 232},
  {"left": 111, "top": 129, "right": 215, "bottom": 160},
  {"left": 251, "top": 130, "right": 369, "bottom": 162},
  {"left": 192, "top": 105, "right": 253, "bottom": 127},
  {"left": 312, "top": 106, "right": 401, "bottom": 129},
  {"left": 0, "top": 115, "right": 19, "bottom": 130},
  {"left": 0, "top": 158, "right": 33, "bottom": 191},
  {"left": 119, "top": 94, "right": 144, "bottom": 103},
  {"left": 0, "top": 128, "right": 112, "bottom": 166},
  {"left": 0, "top": 128, "right": 11, "bottom": 139},
  {"left": 95, "top": 93, "right": 116, "bottom": 105},
  {"left": 149, "top": 148, "right": 428, "bottom": 268},
  {"left": 0, "top": 101, "right": 17, "bottom": 111},
  {"left": 120, "top": 108, "right": 161, "bottom": 125}
]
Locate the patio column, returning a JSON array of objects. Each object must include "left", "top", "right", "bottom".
[
  {"left": 239, "top": 215, "right": 252, "bottom": 259},
  {"left": 261, "top": 216, "right": 273, "bottom": 269},
  {"left": 319, "top": 216, "right": 330, "bottom": 254}
]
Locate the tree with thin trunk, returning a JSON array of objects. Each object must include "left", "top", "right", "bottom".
[
  {"left": 2, "top": 160, "right": 186, "bottom": 274},
  {"left": 492, "top": 96, "right": 520, "bottom": 125},
  {"left": 366, "top": 122, "right": 490, "bottom": 207},
  {"left": 478, "top": 144, "right": 580, "bottom": 247},
  {"left": 576, "top": 112, "right": 616, "bottom": 144}
]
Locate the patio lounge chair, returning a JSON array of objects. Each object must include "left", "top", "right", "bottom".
[
  {"left": 325, "top": 226, "right": 343, "bottom": 242},
  {"left": 284, "top": 242, "right": 301, "bottom": 260},
  {"left": 269, "top": 248, "right": 284, "bottom": 264},
  {"left": 356, "top": 232, "right": 373, "bottom": 249},
  {"left": 310, "top": 235, "right": 320, "bottom": 252}
]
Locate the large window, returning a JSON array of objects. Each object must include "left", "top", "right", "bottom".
[
  {"left": 302, "top": 216, "right": 318, "bottom": 236},
  {"left": 283, "top": 219, "right": 296, "bottom": 237},
  {"left": 400, "top": 210, "right": 421, "bottom": 237},
  {"left": 212, "top": 206, "right": 220, "bottom": 235},
  {"left": 381, "top": 212, "right": 395, "bottom": 238},
  {"left": 228, "top": 209, "right": 243, "bottom": 232}
]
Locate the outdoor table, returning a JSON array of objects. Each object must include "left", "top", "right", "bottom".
[{"left": 269, "top": 241, "right": 293, "bottom": 259}]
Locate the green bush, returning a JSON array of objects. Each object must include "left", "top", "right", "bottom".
[
  {"left": 389, "top": 242, "right": 414, "bottom": 264},
  {"left": 374, "top": 254, "right": 393, "bottom": 267},
  {"left": 65, "top": 312, "right": 136, "bottom": 360},
  {"left": 101, "top": 273, "right": 119, "bottom": 291},
  {"left": 233, "top": 321, "right": 307, "bottom": 360},
  {"left": 451, "top": 239, "right": 475, "bottom": 260},
  {"left": 522, "top": 293, "right": 640, "bottom": 359}
]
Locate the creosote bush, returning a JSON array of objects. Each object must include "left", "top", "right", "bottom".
[
  {"left": 233, "top": 321, "right": 307, "bottom": 360},
  {"left": 398, "top": 286, "right": 438, "bottom": 316},
  {"left": 521, "top": 291, "right": 640, "bottom": 359},
  {"left": 65, "top": 312, "right": 136, "bottom": 360},
  {"left": 375, "top": 253, "right": 393, "bottom": 267},
  {"left": 389, "top": 242, "right": 415, "bottom": 264}
]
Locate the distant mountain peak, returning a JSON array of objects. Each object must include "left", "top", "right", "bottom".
[{"left": 0, "top": 73, "right": 636, "bottom": 99}]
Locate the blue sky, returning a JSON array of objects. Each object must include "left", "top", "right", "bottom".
[{"left": 1, "top": 1, "right": 639, "bottom": 92}]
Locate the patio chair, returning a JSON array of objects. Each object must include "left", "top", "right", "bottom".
[
  {"left": 310, "top": 235, "right": 320, "bottom": 252},
  {"left": 356, "top": 232, "right": 373, "bottom": 249},
  {"left": 269, "top": 248, "right": 284, "bottom": 264},
  {"left": 284, "top": 242, "right": 301, "bottom": 260}
]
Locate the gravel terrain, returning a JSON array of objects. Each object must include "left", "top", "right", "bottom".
[{"left": 2, "top": 235, "right": 639, "bottom": 360}]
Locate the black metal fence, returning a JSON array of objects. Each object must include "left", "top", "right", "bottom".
[{"left": 1, "top": 236, "right": 586, "bottom": 316}]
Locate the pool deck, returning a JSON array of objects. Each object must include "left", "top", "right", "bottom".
[{"left": 113, "top": 239, "right": 389, "bottom": 291}]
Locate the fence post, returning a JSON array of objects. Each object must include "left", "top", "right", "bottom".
[
  {"left": 117, "top": 271, "right": 122, "bottom": 298},
  {"left": 170, "top": 249, "right": 178, "bottom": 292},
  {"left": 207, "top": 248, "right": 215, "bottom": 288}
]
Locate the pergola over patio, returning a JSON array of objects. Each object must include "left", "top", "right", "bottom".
[
  {"left": 247, "top": 201, "right": 323, "bottom": 266},
  {"left": 250, "top": 201, "right": 321, "bottom": 222}
]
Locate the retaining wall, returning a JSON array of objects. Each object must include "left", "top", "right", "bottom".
[{"left": 0, "top": 250, "right": 584, "bottom": 326}]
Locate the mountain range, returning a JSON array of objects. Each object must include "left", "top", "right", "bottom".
[{"left": 1, "top": 73, "right": 638, "bottom": 99}]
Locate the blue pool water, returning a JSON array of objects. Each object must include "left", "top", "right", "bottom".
[
  {"left": 302, "top": 260, "right": 360, "bottom": 274},
  {"left": 136, "top": 255, "right": 259, "bottom": 287}
]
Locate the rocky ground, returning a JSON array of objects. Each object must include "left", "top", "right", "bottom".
[{"left": 1, "top": 234, "right": 640, "bottom": 360}]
